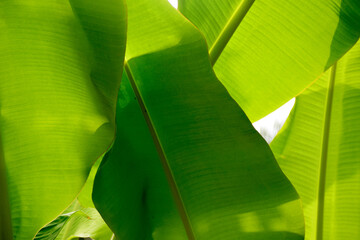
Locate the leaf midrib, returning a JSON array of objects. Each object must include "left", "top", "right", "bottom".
[
  {"left": 316, "top": 62, "right": 337, "bottom": 240},
  {"left": 123, "top": 61, "right": 196, "bottom": 240},
  {"left": 209, "top": 0, "right": 255, "bottom": 65}
]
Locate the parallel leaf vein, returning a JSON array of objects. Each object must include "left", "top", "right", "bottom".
[
  {"left": 123, "top": 61, "right": 196, "bottom": 240},
  {"left": 209, "top": 0, "right": 255, "bottom": 65}
]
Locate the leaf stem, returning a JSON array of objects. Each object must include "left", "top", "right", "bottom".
[
  {"left": 124, "top": 62, "right": 196, "bottom": 240},
  {"left": 0, "top": 137, "right": 13, "bottom": 240},
  {"left": 209, "top": 0, "right": 255, "bottom": 66},
  {"left": 316, "top": 62, "right": 337, "bottom": 240}
]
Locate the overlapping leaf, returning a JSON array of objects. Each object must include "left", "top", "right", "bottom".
[
  {"left": 179, "top": 0, "right": 360, "bottom": 121},
  {"left": 271, "top": 41, "right": 360, "bottom": 239},
  {"left": 0, "top": 1, "right": 126, "bottom": 238},
  {"left": 35, "top": 202, "right": 112, "bottom": 240},
  {"left": 35, "top": 158, "right": 113, "bottom": 240},
  {"left": 93, "top": 0, "right": 304, "bottom": 239}
]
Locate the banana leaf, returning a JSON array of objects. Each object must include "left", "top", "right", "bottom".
[
  {"left": 271, "top": 40, "right": 360, "bottom": 239},
  {"left": 0, "top": 1, "right": 126, "bottom": 238},
  {"left": 93, "top": 0, "right": 304, "bottom": 239},
  {"left": 179, "top": 0, "right": 360, "bottom": 122},
  {"left": 35, "top": 157, "right": 113, "bottom": 240}
]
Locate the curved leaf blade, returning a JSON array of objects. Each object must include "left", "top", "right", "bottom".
[
  {"left": 179, "top": 0, "right": 360, "bottom": 122},
  {"left": 94, "top": 73, "right": 188, "bottom": 239},
  {"left": 55, "top": 207, "right": 112, "bottom": 240},
  {"left": 34, "top": 209, "right": 78, "bottom": 240},
  {"left": 35, "top": 202, "right": 112, "bottom": 240},
  {"left": 93, "top": 0, "right": 304, "bottom": 239},
  {"left": 271, "top": 40, "right": 360, "bottom": 239},
  {"left": 0, "top": 1, "right": 126, "bottom": 238},
  {"left": 35, "top": 157, "right": 113, "bottom": 240}
]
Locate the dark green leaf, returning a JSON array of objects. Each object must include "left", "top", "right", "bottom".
[{"left": 93, "top": 0, "right": 304, "bottom": 239}]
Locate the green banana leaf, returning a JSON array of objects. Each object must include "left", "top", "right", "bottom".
[
  {"left": 93, "top": 0, "right": 304, "bottom": 239},
  {"left": 34, "top": 200, "right": 84, "bottom": 240},
  {"left": 34, "top": 210, "right": 78, "bottom": 240},
  {"left": 55, "top": 207, "right": 112, "bottom": 240},
  {"left": 0, "top": 1, "right": 126, "bottom": 239},
  {"left": 178, "top": 0, "right": 360, "bottom": 122},
  {"left": 35, "top": 201, "right": 113, "bottom": 240},
  {"left": 35, "top": 158, "right": 113, "bottom": 240},
  {"left": 77, "top": 153, "right": 107, "bottom": 209},
  {"left": 271, "top": 40, "right": 360, "bottom": 239}
]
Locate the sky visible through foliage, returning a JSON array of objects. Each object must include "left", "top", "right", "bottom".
[
  {"left": 4, "top": 0, "right": 359, "bottom": 239},
  {"left": 168, "top": 0, "right": 295, "bottom": 143}
]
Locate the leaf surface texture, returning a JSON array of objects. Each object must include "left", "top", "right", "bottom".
[
  {"left": 0, "top": 1, "right": 126, "bottom": 238},
  {"left": 179, "top": 0, "right": 360, "bottom": 121},
  {"left": 93, "top": 0, "right": 304, "bottom": 239},
  {"left": 271, "top": 40, "right": 360, "bottom": 239}
]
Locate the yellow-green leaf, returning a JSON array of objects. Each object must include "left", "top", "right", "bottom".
[
  {"left": 179, "top": 0, "right": 360, "bottom": 122},
  {"left": 93, "top": 0, "right": 304, "bottom": 239},
  {"left": 0, "top": 1, "right": 126, "bottom": 238},
  {"left": 271, "top": 40, "right": 360, "bottom": 239}
]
